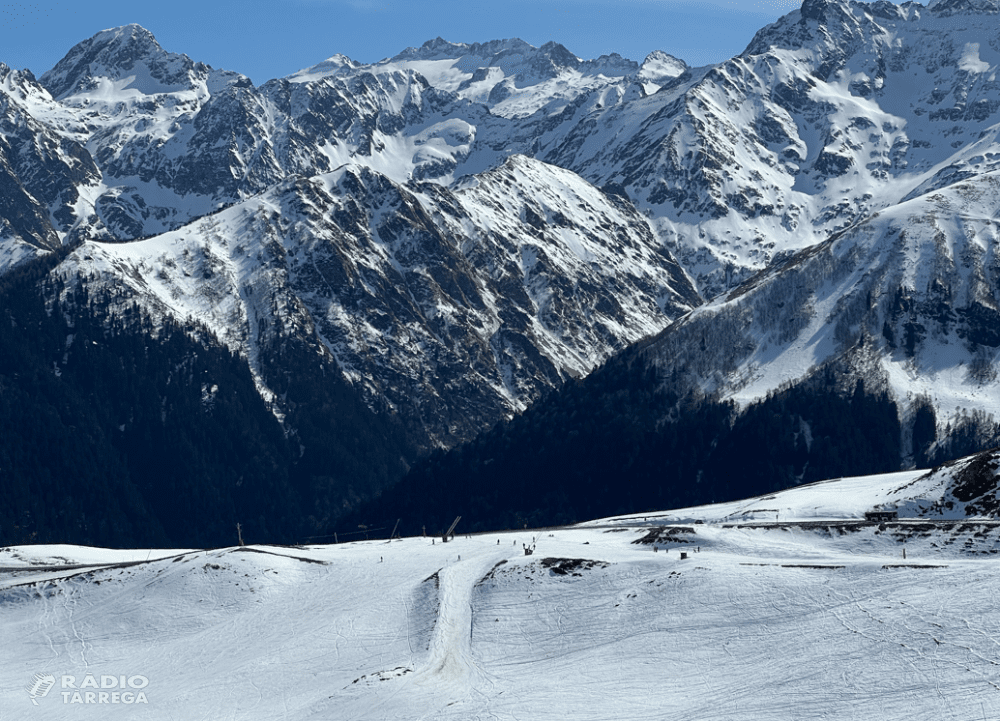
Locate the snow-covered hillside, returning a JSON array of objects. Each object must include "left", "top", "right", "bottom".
[
  {"left": 637, "top": 161, "right": 1000, "bottom": 448},
  {"left": 5, "top": 452, "right": 1000, "bottom": 719},
  {"left": 52, "top": 155, "right": 697, "bottom": 446}
]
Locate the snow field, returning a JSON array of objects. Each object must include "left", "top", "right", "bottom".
[{"left": 4, "top": 489, "right": 1000, "bottom": 720}]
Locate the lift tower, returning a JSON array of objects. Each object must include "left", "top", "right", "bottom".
[{"left": 442, "top": 516, "right": 461, "bottom": 543}]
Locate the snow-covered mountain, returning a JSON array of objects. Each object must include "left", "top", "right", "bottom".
[
  {"left": 634, "top": 157, "right": 1000, "bottom": 456},
  {"left": 4, "top": 27, "right": 649, "bottom": 247},
  {"left": 0, "top": 25, "right": 704, "bottom": 446},
  {"left": 5, "top": 454, "right": 1000, "bottom": 719},
  {"left": 8, "top": 0, "right": 1000, "bottom": 290},
  {"left": 5, "top": 0, "right": 1000, "bottom": 463},
  {"left": 53, "top": 155, "right": 696, "bottom": 445},
  {"left": 539, "top": 0, "right": 1000, "bottom": 296}
]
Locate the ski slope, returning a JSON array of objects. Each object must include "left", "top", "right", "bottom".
[{"left": 4, "top": 471, "right": 1000, "bottom": 720}]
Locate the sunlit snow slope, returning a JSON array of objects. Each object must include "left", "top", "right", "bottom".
[
  {"left": 51, "top": 155, "right": 697, "bottom": 446},
  {"left": 5, "top": 451, "right": 1000, "bottom": 720},
  {"left": 639, "top": 163, "right": 1000, "bottom": 440}
]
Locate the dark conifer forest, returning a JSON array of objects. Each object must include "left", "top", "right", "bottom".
[
  {"left": 338, "top": 353, "right": 909, "bottom": 539},
  {"left": 4, "top": 248, "right": 999, "bottom": 546},
  {"left": 0, "top": 252, "right": 410, "bottom": 548},
  {"left": 3, "top": 252, "right": 998, "bottom": 547},
  {"left": 0, "top": 254, "right": 988, "bottom": 547}
]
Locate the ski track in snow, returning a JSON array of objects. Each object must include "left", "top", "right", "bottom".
[{"left": 6, "top": 473, "right": 1000, "bottom": 720}]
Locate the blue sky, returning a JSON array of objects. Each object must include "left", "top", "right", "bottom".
[{"left": 2, "top": 0, "right": 801, "bottom": 85}]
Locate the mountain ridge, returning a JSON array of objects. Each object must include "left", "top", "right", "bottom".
[
  {"left": 7, "top": 2, "right": 1000, "bottom": 543},
  {"left": 50, "top": 154, "right": 699, "bottom": 448}
]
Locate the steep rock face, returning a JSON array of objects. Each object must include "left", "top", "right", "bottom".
[
  {"left": 0, "top": 64, "right": 104, "bottom": 264},
  {"left": 54, "top": 157, "right": 697, "bottom": 447}
]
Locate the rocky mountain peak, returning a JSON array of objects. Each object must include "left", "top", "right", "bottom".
[
  {"left": 409, "top": 36, "right": 468, "bottom": 58},
  {"left": 284, "top": 53, "right": 360, "bottom": 83},
  {"left": 927, "top": 0, "right": 1000, "bottom": 14},
  {"left": 635, "top": 50, "right": 686, "bottom": 93},
  {"left": 798, "top": 0, "right": 856, "bottom": 22},
  {"left": 433, "top": 37, "right": 479, "bottom": 58},
  {"left": 740, "top": 0, "right": 883, "bottom": 77},
  {"left": 39, "top": 23, "right": 246, "bottom": 100},
  {"left": 0, "top": 63, "right": 45, "bottom": 103},
  {"left": 639, "top": 51, "right": 685, "bottom": 76},
  {"left": 41, "top": 24, "right": 164, "bottom": 96},
  {"left": 537, "top": 41, "right": 579, "bottom": 68},
  {"left": 581, "top": 52, "right": 640, "bottom": 77},
  {"left": 394, "top": 37, "right": 536, "bottom": 63},
  {"left": 0, "top": 63, "right": 32, "bottom": 84}
]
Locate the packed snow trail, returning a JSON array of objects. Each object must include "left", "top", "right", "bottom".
[
  {"left": 421, "top": 558, "right": 487, "bottom": 683},
  {"left": 375, "top": 550, "right": 509, "bottom": 720}
]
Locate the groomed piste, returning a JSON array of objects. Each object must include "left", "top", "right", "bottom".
[{"left": 4, "top": 455, "right": 1000, "bottom": 719}]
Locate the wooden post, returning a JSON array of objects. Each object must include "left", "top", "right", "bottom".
[{"left": 236, "top": 523, "right": 244, "bottom": 547}]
